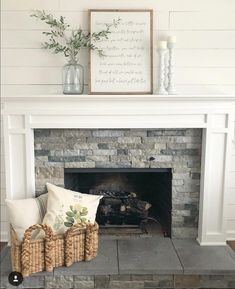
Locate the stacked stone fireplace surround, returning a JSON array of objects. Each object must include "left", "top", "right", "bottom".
[{"left": 34, "top": 128, "right": 202, "bottom": 239}]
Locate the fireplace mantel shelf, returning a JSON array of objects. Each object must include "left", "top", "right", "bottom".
[{"left": 2, "top": 93, "right": 235, "bottom": 103}]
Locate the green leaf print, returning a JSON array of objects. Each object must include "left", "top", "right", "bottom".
[
  {"left": 64, "top": 222, "right": 73, "bottom": 227},
  {"left": 66, "top": 216, "right": 74, "bottom": 223},
  {"left": 66, "top": 211, "right": 74, "bottom": 217},
  {"left": 63, "top": 203, "right": 88, "bottom": 227}
]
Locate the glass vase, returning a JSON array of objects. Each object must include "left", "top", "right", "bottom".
[{"left": 62, "top": 62, "right": 84, "bottom": 94}]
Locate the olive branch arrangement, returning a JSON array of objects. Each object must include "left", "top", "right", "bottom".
[{"left": 30, "top": 10, "right": 120, "bottom": 63}]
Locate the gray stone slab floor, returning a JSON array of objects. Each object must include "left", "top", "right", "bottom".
[
  {"left": 118, "top": 236, "right": 183, "bottom": 274},
  {"left": 172, "top": 238, "right": 235, "bottom": 275},
  {"left": 1, "top": 236, "right": 235, "bottom": 289},
  {"left": 54, "top": 239, "right": 119, "bottom": 276}
]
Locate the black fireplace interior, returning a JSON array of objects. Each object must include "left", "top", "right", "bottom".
[{"left": 64, "top": 168, "right": 172, "bottom": 237}]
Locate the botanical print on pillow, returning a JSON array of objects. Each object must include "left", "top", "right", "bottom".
[
  {"left": 64, "top": 204, "right": 88, "bottom": 227},
  {"left": 53, "top": 203, "right": 89, "bottom": 230}
]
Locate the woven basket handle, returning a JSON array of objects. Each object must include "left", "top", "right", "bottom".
[
  {"left": 22, "top": 224, "right": 53, "bottom": 242},
  {"left": 66, "top": 223, "right": 86, "bottom": 237},
  {"left": 21, "top": 224, "right": 54, "bottom": 276}
]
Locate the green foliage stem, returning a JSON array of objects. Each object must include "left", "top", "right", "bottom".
[{"left": 31, "top": 10, "right": 120, "bottom": 63}]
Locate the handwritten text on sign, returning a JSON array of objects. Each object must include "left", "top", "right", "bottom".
[{"left": 90, "top": 11, "right": 152, "bottom": 93}]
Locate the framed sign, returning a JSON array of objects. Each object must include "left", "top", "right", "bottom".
[{"left": 89, "top": 9, "right": 153, "bottom": 94}]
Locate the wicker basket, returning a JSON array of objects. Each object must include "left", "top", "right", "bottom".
[{"left": 11, "top": 222, "right": 99, "bottom": 277}]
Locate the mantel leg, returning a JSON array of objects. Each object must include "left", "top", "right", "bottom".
[
  {"left": 3, "top": 114, "right": 35, "bottom": 200},
  {"left": 197, "top": 113, "right": 234, "bottom": 245}
]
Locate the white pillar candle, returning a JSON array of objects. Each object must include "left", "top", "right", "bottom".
[
  {"left": 167, "top": 35, "right": 176, "bottom": 44},
  {"left": 157, "top": 40, "right": 167, "bottom": 50}
]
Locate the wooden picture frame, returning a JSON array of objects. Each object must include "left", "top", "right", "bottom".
[{"left": 89, "top": 9, "right": 153, "bottom": 95}]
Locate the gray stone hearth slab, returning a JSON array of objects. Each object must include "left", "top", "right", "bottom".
[
  {"left": 118, "top": 236, "right": 183, "bottom": 274},
  {"left": 54, "top": 239, "right": 118, "bottom": 276},
  {"left": 226, "top": 245, "right": 235, "bottom": 262},
  {"left": 0, "top": 248, "right": 12, "bottom": 289},
  {"left": 0, "top": 246, "right": 52, "bottom": 289},
  {"left": 172, "top": 238, "right": 235, "bottom": 274},
  {"left": 0, "top": 245, "right": 10, "bottom": 262}
]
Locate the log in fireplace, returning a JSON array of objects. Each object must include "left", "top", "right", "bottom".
[{"left": 64, "top": 168, "right": 172, "bottom": 237}]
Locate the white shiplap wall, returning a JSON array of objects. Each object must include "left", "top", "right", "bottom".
[{"left": 1, "top": 0, "right": 235, "bottom": 241}]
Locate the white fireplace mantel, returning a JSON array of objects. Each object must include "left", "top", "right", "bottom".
[{"left": 2, "top": 94, "right": 235, "bottom": 245}]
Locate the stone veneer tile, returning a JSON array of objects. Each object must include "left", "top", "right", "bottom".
[
  {"left": 94, "top": 275, "right": 110, "bottom": 288},
  {"left": 34, "top": 129, "right": 202, "bottom": 238},
  {"left": 109, "top": 280, "right": 144, "bottom": 289},
  {"left": 174, "top": 274, "right": 201, "bottom": 287},
  {"left": 45, "top": 276, "right": 73, "bottom": 289}
]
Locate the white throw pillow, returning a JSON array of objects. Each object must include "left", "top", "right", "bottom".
[
  {"left": 6, "top": 194, "right": 48, "bottom": 241},
  {"left": 42, "top": 183, "right": 103, "bottom": 235}
]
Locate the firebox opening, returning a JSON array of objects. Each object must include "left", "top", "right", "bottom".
[{"left": 64, "top": 168, "right": 172, "bottom": 237}]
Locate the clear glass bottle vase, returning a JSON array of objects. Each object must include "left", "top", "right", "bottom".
[{"left": 62, "top": 61, "right": 84, "bottom": 94}]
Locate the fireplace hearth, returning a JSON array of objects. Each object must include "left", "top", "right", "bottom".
[{"left": 64, "top": 168, "right": 172, "bottom": 237}]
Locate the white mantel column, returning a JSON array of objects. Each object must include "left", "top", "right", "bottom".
[
  {"left": 3, "top": 114, "right": 35, "bottom": 199},
  {"left": 197, "top": 113, "right": 234, "bottom": 245}
]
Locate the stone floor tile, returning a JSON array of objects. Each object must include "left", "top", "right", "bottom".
[
  {"left": 172, "top": 238, "right": 235, "bottom": 274},
  {"left": 54, "top": 239, "right": 118, "bottom": 275},
  {"left": 0, "top": 245, "right": 10, "bottom": 262},
  {"left": 22, "top": 276, "right": 45, "bottom": 288},
  {"left": 118, "top": 236, "right": 183, "bottom": 274}
]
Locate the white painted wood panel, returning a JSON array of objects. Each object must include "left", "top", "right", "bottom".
[
  {"left": 170, "top": 11, "right": 235, "bottom": 30},
  {"left": 206, "top": 133, "right": 226, "bottom": 234},
  {"left": 1, "top": 11, "right": 88, "bottom": 30},
  {"left": 1, "top": 48, "right": 87, "bottom": 67},
  {"left": 230, "top": 155, "right": 235, "bottom": 171},
  {"left": 3, "top": 30, "right": 235, "bottom": 49},
  {"left": 174, "top": 50, "right": 235, "bottom": 67},
  {"left": 1, "top": 67, "right": 89, "bottom": 85},
  {"left": 174, "top": 68, "right": 235, "bottom": 85},
  {"left": 2, "top": 0, "right": 59, "bottom": 11},
  {"left": 227, "top": 205, "right": 235, "bottom": 219},
  {"left": 59, "top": 0, "right": 234, "bottom": 12},
  {"left": 3, "top": 49, "right": 235, "bottom": 68},
  {"left": 1, "top": 84, "right": 65, "bottom": 96},
  {"left": 227, "top": 220, "right": 235, "bottom": 231},
  {"left": 0, "top": 206, "right": 7, "bottom": 222},
  {"left": 1, "top": 67, "right": 62, "bottom": 85},
  {"left": 228, "top": 172, "right": 235, "bottom": 188},
  {"left": 171, "top": 31, "right": 235, "bottom": 49},
  {"left": 1, "top": 11, "right": 169, "bottom": 31},
  {"left": 227, "top": 189, "right": 235, "bottom": 204},
  {"left": 0, "top": 188, "right": 6, "bottom": 205},
  {"left": 8, "top": 134, "right": 27, "bottom": 199},
  {"left": 0, "top": 222, "right": 8, "bottom": 242},
  {"left": 2, "top": 66, "right": 234, "bottom": 86}
]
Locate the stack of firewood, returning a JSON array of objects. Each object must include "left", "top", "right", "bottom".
[{"left": 89, "top": 190, "right": 152, "bottom": 226}]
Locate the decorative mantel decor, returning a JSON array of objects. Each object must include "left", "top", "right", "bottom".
[
  {"left": 89, "top": 10, "right": 153, "bottom": 94},
  {"left": 31, "top": 11, "right": 120, "bottom": 94}
]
